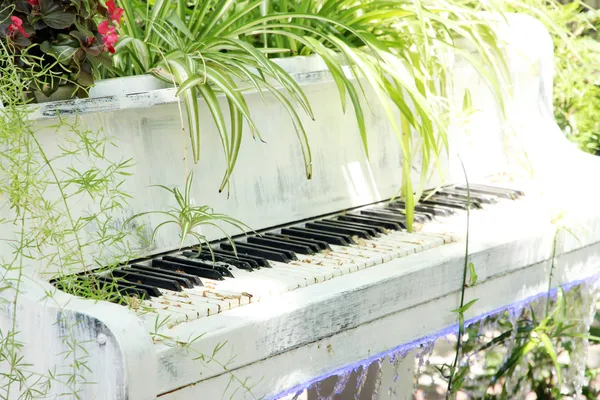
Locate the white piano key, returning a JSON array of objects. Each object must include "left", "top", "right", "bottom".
[{"left": 269, "top": 261, "right": 338, "bottom": 283}]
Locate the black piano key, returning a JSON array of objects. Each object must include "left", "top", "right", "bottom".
[
  {"left": 305, "top": 221, "right": 372, "bottom": 239},
  {"left": 187, "top": 250, "right": 256, "bottom": 270},
  {"left": 221, "top": 242, "right": 291, "bottom": 263},
  {"left": 318, "top": 219, "right": 381, "bottom": 236},
  {"left": 427, "top": 194, "right": 483, "bottom": 208},
  {"left": 207, "top": 249, "right": 270, "bottom": 268},
  {"left": 115, "top": 285, "right": 148, "bottom": 300},
  {"left": 386, "top": 204, "right": 436, "bottom": 221},
  {"left": 287, "top": 226, "right": 355, "bottom": 244},
  {"left": 152, "top": 259, "right": 225, "bottom": 281},
  {"left": 388, "top": 201, "right": 452, "bottom": 217},
  {"left": 360, "top": 209, "right": 408, "bottom": 222},
  {"left": 374, "top": 207, "right": 429, "bottom": 223},
  {"left": 281, "top": 227, "right": 350, "bottom": 246},
  {"left": 434, "top": 189, "right": 496, "bottom": 204},
  {"left": 111, "top": 269, "right": 183, "bottom": 292},
  {"left": 422, "top": 197, "right": 478, "bottom": 210},
  {"left": 95, "top": 276, "right": 162, "bottom": 297},
  {"left": 248, "top": 236, "right": 314, "bottom": 255},
  {"left": 359, "top": 209, "right": 427, "bottom": 227},
  {"left": 162, "top": 256, "right": 234, "bottom": 278},
  {"left": 130, "top": 264, "right": 203, "bottom": 286},
  {"left": 264, "top": 233, "right": 327, "bottom": 252},
  {"left": 338, "top": 214, "right": 404, "bottom": 230},
  {"left": 107, "top": 284, "right": 149, "bottom": 300},
  {"left": 126, "top": 266, "right": 195, "bottom": 288}
]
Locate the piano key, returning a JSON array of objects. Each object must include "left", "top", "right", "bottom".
[
  {"left": 184, "top": 250, "right": 256, "bottom": 270},
  {"left": 257, "top": 263, "right": 321, "bottom": 285},
  {"left": 388, "top": 201, "right": 453, "bottom": 217},
  {"left": 354, "top": 239, "right": 417, "bottom": 256},
  {"left": 147, "top": 296, "right": 211, "bottom": 320},
  {"left": 162, "top": 289, "right": 240, "bottom": 313},
  {"left": 340, "top": 243, "right": 395, "bottom": 259},
  {"left": 421, "top": 197, "right": 473, "bottom": 210},
  {"left": 111, "top": 270, "right": 183, "bottom": 292},
  {"left": 152, "top": 259, "right": 225, "bottom": 281},
  {"left": 220, "top": 267, "right": 307, "bottom": 291},
  {"left": 433, "top": 188, "right": 497, "bottom": 204},
  {"left": 298, "top": 253, "right": 366, "bottom": 272},
  {"left": 95, "top": 276, "right": 162, "bottom": 297},
  {"left": 385, "top": 204, "right": 436, "bottom": 220},
  {"left": 387, "top": 232, "right": 445, "bottom": 249},
  {"left": 452, "top": 184, "right": 518, "bottom": 199},
  {"left": 281, "top": 227, "right": 350, "bottom": 246},
  {"left": 360, "top": 209, "right": 409, "bottom": 223},
  {"left": 247, "top": 236, "right": 314, "bottom": 255},
  {"left": 206, "top": 249, "right": 271, "bottom": 268},
  {"left": 320, "top": 219, "right": 383, "bottom": 236},
  {"left": 265, "top": 233, "right": 330, "bottom": 251},
  {"left": 426, "top": 194, "right": 483, "bottom": 208},
  {"left": 269, "top": 261, "right": 339, "bottom": 283},
  {"left": 338, "top": 214, "right": 404, "bottom": 230},
  {"left": 220, "top": 242, "right": 292, "bottom": 263},
  {"left": 288, "top": 259, "right": 344, "bottom": 277},
  {"left": 130, "top": 264, "right": 203, "bottom": 286},
  {"left": 304, "top": 221, "right": 372, "bottom": 239},
  {"left": 372, "top": 207, "right": 429, "bottom": 223},
  {"left": 126, "top": 266, "right": 195, "bottom": 289},
  {"left": 162, "top": 256, "right": 234, "bottom": 278}
]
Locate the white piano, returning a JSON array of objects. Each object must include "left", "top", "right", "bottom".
[{"left": 2, "top": 13, "right": 600, "bottom": 400}]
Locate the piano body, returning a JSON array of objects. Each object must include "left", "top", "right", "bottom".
[{"left": 2, "top": 13, "right": 600, "bottom": 400}]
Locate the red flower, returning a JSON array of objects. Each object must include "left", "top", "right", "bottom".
[
  {"left": 98, "top": 21, "right": 118, "bottom": 54},
  {"left": 106, "top": 0, "right": 124, "bottom": 24},
  {"left": 26, "top": 0, "right": 39, "bottom": 6},
  {"left": 8, "top": 16, "right": 29, "bottom": 38}
]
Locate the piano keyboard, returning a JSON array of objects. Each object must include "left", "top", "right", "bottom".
[{"left": 52, "top": 183, "right": 524, "bottom": 333}]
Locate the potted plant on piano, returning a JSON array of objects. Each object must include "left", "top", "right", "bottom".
[{"left": 0, "top": 0, "right": 122, "bottom": 103}]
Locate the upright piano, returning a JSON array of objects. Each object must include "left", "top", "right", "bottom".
[{"left": 2, "top": 13, "right": 600, "bottom": 400}]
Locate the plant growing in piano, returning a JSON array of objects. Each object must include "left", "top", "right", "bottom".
[
  {"left": 0, "top": 0, "right": 122, "bottom": 100},
  {"left": 125, "top": 172, "right": 251, "bottom": 256}
]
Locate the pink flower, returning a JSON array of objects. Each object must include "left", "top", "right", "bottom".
[
  {"left": 106, "top": 0, "right": 124, "bottom": 24},
  {"left": 98, "top": 21, "right": 118, "bottom": 54},
  {"left": 8, "top": 16, "right": 29, "bottom": 38},
  {"left": 26, "top": 0, "right": 38, "bottom": 6}
]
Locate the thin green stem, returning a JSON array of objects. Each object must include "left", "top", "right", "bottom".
[
  {"left": 30, "top": 132, "right": 87, "bottom": 272},
  {"left": 447, "top": 156, "right": 471, "bottom": 397}
]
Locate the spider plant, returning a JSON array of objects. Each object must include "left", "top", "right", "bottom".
[
  {"left": 124, "top": 172, "right": 250, "bottom": 255},
  {"left": 254, "top": 0, "right": 510, "bottom": 227},
  {"left": 110, "top": 0, "right": 509, "bottom": 230}
]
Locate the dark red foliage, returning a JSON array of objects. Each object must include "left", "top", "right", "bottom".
[{"left": 0, "top": 0, "right": 124, "bottom": 95}]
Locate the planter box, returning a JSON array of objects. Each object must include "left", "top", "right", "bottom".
[{"left": 89, "top": 74, "right": 174, "bottom": 98}]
